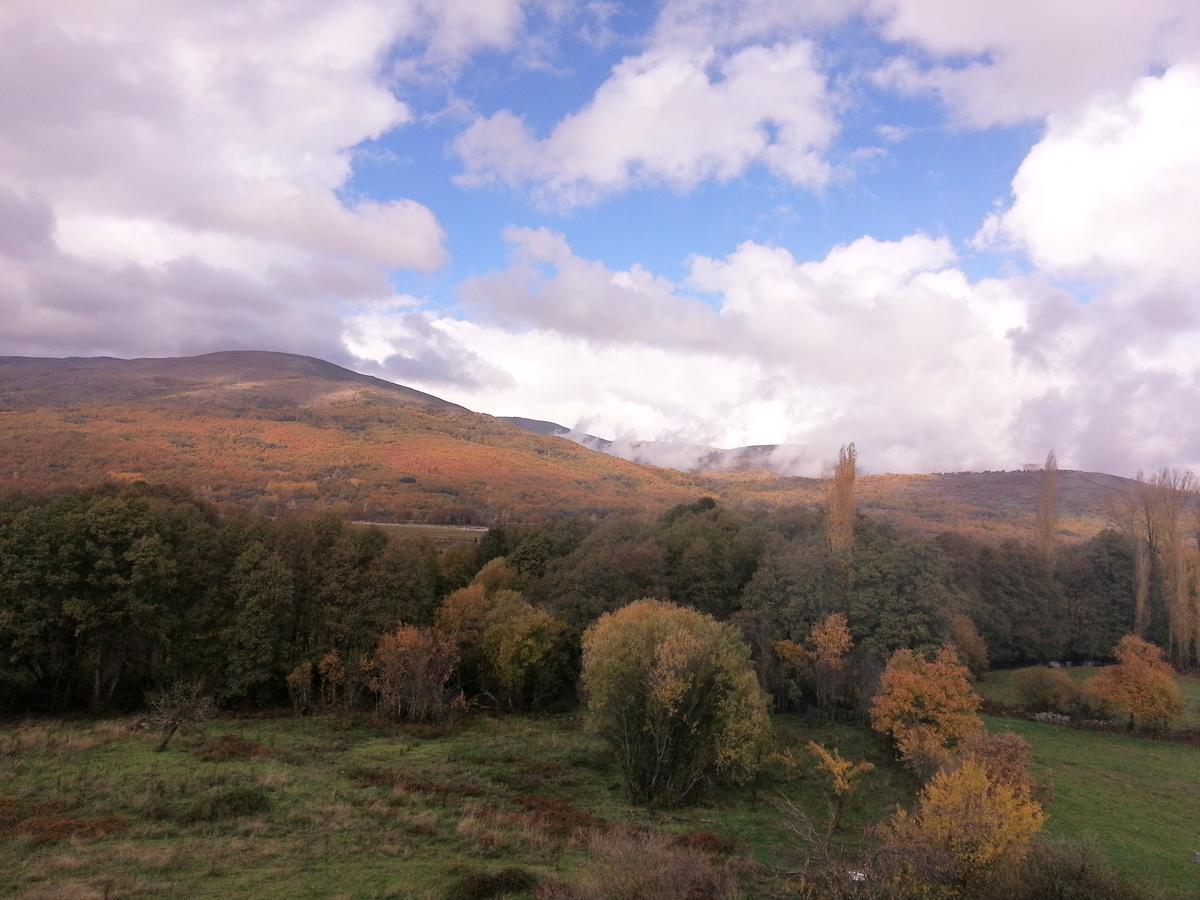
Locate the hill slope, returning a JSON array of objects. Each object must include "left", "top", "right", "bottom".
[
  {"left": 0, "top": 351, "right": 1131, "bottom": 538},
  {"left": 0, "top": 352, "right": 707, "bottom": 522}
]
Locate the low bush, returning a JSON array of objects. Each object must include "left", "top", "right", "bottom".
[
  {"left": 183, "top": 785, "right": 271, "bottom": 822},
  {"left": 444, "top": 867, "right": 539, "bottom": 900},
  {"left": 194, "top": 735, "right": 298, "bottom": 764},
  {"left": 1013, "top": 667, "right": 1077, "bottom": 714},
  {"left": 984, "top": 840, "right": 1150, "bottom": 900},
  {"left": 541, "top": 825, "right": 738, "bottom": 900}
]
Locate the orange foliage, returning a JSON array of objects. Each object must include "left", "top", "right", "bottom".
[
  {"left": 870, "top": 646, "right": 982, "bottom": 778},
  {"left": 0, "top": 370, "right": 1122, "bottom": 539},
  {"left": 1086, "top": 634, "right": 1183, "bottom": 730}
]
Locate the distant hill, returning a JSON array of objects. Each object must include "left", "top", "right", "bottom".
[
  {"left": 501, "top": 416, "right": 809, "bottom": 474},
  {"left": 0, "top": 351, "right": 1132, "bottom": 539}
]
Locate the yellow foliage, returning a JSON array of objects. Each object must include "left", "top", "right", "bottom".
[
  {"left": 887, "top": 760, "right": 1044, "bottom": 885},
  {"left": 582, "top": 599, "right": 771, "bottom": 804},
  {"left": 811, "top": 613, "right": 853, "bottom": 667},
  {"left": 806, "top": 740, "right": 874, "bottom": 834}
]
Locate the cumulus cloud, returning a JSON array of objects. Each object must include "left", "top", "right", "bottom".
[
  {"left": 453, "top": 12, "right": 837, "bottom": 207},
  {"left": 353, "top": 229, "right": 1061, "bottom": 474},
  {"left": 869, "top": 0, "right": 1200, "bottom": 125},
  {"left": 0, "top": 0, "right": 531, "bottom": 368},
  {"left": 969, "top": 62, "right": 1200, "bottom": 474},
  {"left": 977, "top": 64, "right": 1200, "bottom": 285}
]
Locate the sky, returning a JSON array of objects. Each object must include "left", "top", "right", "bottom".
[{"left": 2, "top": 0, "right": 1200, "bottom": 476}]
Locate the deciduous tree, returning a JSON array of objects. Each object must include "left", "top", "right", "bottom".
[
  {"left": 806, "top": 740, "right": 873, "bottom": 833},
  {"left": 581, "top": 599, "right": 770, "bottom": 805},
  {"left": 1086, "top": 634, "right": 1182, "bottom": 731},
  {"left": 369, "top": 625, "right": 460, "bottom": 723},
  {"left": 886, "top": 760, "right": 1045, "bottom": 891},
  {"left": 870, "top": 646, "right": 982, "bottom": 778},
  {"left": 826, "top": 443, "right": 857, "bottom": 556},
  {"left": 1036, "top": 450, "right": 1060, "bottom": 572}
]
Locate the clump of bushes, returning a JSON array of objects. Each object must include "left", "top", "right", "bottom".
[
  {"left": 1014, "top": 666, "right": 1077, "bottom": 714},
  {"left": 183, "top": 785, "right": 271, "bottom": 823},
  {"left": 369, "top": 626, "right": 461, "bottom": 724},
  {"left": 581, "top": 599, "right": 770, "bottom": 805},
  {"left": 541, "top": 826, "right": 738, "bottom": 900},
  {"left": 444, "top": 866, "right": 539, "bottom": 900},
  {"left": 438, "top": 582, "right": 574, "bottom": 711}
]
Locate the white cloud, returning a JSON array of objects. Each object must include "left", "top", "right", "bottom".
[
  {"left": 968, "top": 63, "right": 1200, "bottom": 474},
  {"left": 453, "top": 35, "right": 836, "bottom": 207},
  {"left": 354, "top": 229, "right": 1057, "bottom": 475},
  {"left": 869, "top": 0, "right": 1200, "bottom": 126},
  {"left": 0, "top": 0, "right": 533, "bottom": 360},
  {"left": 978, "top": 64, "right": 1200, "bottom": 286}
]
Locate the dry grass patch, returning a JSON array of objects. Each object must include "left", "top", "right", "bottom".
[{"left": 193, "top": 735, "right": 300, "bottom": 765}]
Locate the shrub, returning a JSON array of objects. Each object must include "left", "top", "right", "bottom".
[
  {"left": 870, "top": 646, "right": 982, "bottom": 779},
  {"left": 444, "top": 867, "right": 539, "bottom": 900},
  {"left": 440, "top": 587, "right": 573, "bottom": 709},
  {"left": 481, "top": 594, "right": 573, "bottom": 710},
  {"left": 145, "top": 680, "right": 216, "bottom": 752},
  {"left": 884, "top": 760, "right": 1045, "bottom": 891},
  {"left": 370, "top": 626, "right": 460, "bottom": 723},
  {"left": 807, "top": 741, "right": 873, "bottom": 833},
  {"left": 948, "top": 614, "right": 989, "bottom": 679},
  {"left": 183, "top": 785, "right": 271, "bottom": 822},
  {"left": 1014, "top": 667, "right": 1077, "bottom": 714},
  {"left": 1085, "top": 635, "right": 1183, "bottom": 731},
  {"left": 286, "top": 661, "right": 313, "bottom": 713},
  {"left": 957, "top": 732, "right": 1035, "bottom": 797},
  {"left": 541, "top": 825, "right": 738, "bottom": 899},
  {"left": 981, "top": 840, "right": 1151, "bottom": 900},
  {"left": 581, "top": 599, "right": 770, "bottom": 805}
]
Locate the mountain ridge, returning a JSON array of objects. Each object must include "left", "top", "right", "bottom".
[{"left": 0, "top": 350, "right": 1132, "bottom": 541}]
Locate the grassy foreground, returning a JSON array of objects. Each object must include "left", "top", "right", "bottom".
[
  {"left": 0, "top": 713, "right": 912, "bottom": 899},
  {"left": 987, "top": 715, "right": 1200, "bottom": 896}
]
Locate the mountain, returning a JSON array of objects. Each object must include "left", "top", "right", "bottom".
[
  {"left": 0, "top": 351, "right": 706, "bottom": 522},
  {"left": 0, "top": 351, "right": 1131, "bottom": 540}
]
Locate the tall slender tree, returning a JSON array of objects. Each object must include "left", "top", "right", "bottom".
[
  {"left": 1112, "top": 475, "right": 1157, "bottom": 637},
  {"left": 826, "top": 443, "right": 857, "bottom": 557},
  {"left": 1149, "top": 469, "right": 1195, "bottom": 667},
  {"left": 1035, "top": 450, "right": 1059, "bottom": 573}
]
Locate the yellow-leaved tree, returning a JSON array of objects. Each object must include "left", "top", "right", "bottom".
[
  {"left": 582, "top": 599, "right": 771, "bottom": 805},
  {"left": 870, "top": 646, "right": 983, "bottom": 778},
  {"left": 886, "top": 760, "right": 1045, "bottom": 892},
  {"left": 810, "top": 612, "right": 853, "bottom": 713},
  {"left": 807, "top": 741, "right": 873, "bottom": 834}
]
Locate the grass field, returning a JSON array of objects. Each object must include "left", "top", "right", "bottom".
[
  {"left": 987, "top": 714, "right": 1200, "bottom": 897},
  {"left": 5, "top": 708, "right": 1194, "bottom": 898},
  {"left": 0, "top": 713, "right": 913, "bottom": 899},
  {"left": 981, "top": 666, "right": 1200, "bottom": 729}
]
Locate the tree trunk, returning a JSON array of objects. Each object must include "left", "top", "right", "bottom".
[{"left": 155, "top": 722, "right": 179, "bottom": 752}]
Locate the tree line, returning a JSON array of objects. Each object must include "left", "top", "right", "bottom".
[{"left": 0, "top": 468, "right": 1176, "bottom": 716}]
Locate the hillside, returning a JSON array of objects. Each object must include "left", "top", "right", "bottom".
[
  {"left": 0, "top": 352, "right": 707, "bottom": 522},
  {"left": 0, "top": 352, "right": 1131, "bottom": 538}
]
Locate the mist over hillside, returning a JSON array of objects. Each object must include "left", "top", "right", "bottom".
[{"left": 0, "top": 351, "right": 1132, "bottom": 542}]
